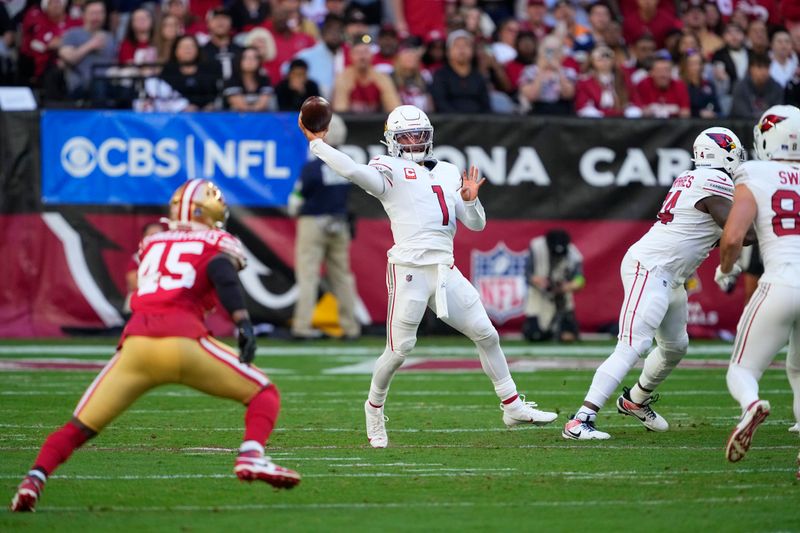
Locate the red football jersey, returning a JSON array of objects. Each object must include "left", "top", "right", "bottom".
[{"left": 124, "top": 228, "right": 246, "bottom": 339}]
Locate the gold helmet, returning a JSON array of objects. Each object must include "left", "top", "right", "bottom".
[{"left": 168, "top": 179, "right": 229, "bottom": 230}]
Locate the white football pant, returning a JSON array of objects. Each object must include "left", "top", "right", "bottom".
[
  {"left": 368, "top": 263, "right": 517, "bottom": 406},
  {"left": 727, "top": 282, "right": 800, "bottom": 424},
  {"left": 584, "top": 253, "right": 689, "bottom": 410}
]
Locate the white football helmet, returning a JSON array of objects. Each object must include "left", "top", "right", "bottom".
[
  {"left": 383, "top": 105, "right": 433, "bottom": 162},
  {"left": 753, "top": 105, "right": 800, "bottom": 161},
  {"left": 692, "top": 127, "right": 745, "bottom": 174}
]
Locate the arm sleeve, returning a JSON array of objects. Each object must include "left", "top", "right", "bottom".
[
  {"left": 207, "top": 254, "right": 247, "bottom": 316},
  {"left": 309, "top": 139, "right": 386, "bottom": 197},
  {"left": 455, "top": 197, "right": 486, "bottom": 231}
]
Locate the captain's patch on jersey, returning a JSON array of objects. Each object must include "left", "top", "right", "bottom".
[
  {"left": 404, "top": 167, "right": 417, "bottom": 180},
  {"left": 470, "top": 243, "right": 528, "bottom": 324}
]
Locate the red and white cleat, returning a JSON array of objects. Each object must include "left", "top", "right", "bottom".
[
  {"left": 725, "top": 399, "right": 770, "bottom": 463},
  {"left": 234, "top": 451, "right": 301, "bottom": 489},
  {"left": 10, "top": 474, "right": 45, "bottom": 512}
]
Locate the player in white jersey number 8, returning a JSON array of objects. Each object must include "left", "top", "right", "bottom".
[
  {"left": 298, "top": 105, "right": 558, "bottom": 448},
  {"left": 563, "top": 126, "right": 752, "bottom": 440},
  {"left": 717, "top": 105, "right": 800, "bottom": 473}
]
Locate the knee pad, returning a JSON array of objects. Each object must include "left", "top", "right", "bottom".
[
  {"left": 598, "top": 343, "right": 640, "bottom": 378},
  {"left": 471, "top": 319, "right": 498, "bottom": 344},
  {"left": 659, "top": 334, "right": 689, "bottom": 361}
]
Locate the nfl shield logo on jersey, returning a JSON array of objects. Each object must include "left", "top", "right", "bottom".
[{"left": 470, "top": 243, "right": 527, "bottom": 324}]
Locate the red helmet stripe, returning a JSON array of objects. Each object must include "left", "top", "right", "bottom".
[{"left": 180, "top": 179, "right": 203, "bottom": 223}]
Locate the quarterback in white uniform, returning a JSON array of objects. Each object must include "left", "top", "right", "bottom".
[
  {"left": 563, "top": 127, "right": 748, "bottom": 440},
  {"left": 298, "top": 105, "right": 557, "bottom": 448},
  {"left": 717, "top": 105, "right": 800, "bottom": 471}
]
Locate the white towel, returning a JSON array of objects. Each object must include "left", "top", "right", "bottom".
[{"left": 435, "top": 264, "right": 450, "bottom": 319}]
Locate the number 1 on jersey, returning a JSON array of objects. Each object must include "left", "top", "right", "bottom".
[
  {"left": 431, "top": 185, "right": 449, "bottom": 226},
  {"left": 657, "top": 190, "right": 682, "bottom": 225}
]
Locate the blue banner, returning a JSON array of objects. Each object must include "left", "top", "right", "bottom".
[{"left": 41, "top": 110, "right": 309, "bottom": 206}]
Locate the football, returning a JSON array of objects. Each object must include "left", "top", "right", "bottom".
[{"left": 300, "top": 96, "right": 332, "bottom": 133}]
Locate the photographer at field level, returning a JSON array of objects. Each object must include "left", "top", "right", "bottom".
[{"left": 522, "top": 229, "right": 585, "bottom": 342}]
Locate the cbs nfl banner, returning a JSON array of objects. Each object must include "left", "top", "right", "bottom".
[{"left": 40, "top": 110, "right": 308, "bottom": 206}]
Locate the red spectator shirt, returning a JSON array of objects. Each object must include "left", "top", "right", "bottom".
[
  {"left": 124, "top": 228, "right": 245, "bottom": 339},
  {"left": 401, "top": 0, "right": 445, "bottom": 38},
  {"left": 621, "top": 7, "right": 682, "bottom": 48},
  {"left": 21, "top": 8, "right": 80, "bottom": 77},
  {"left": 574, "top": 75, "right": 632, "bottom": 117},
  {"left": 118, "top": 41, "right": 157, "bottom": 65},
  {"left": 348, "top": 80, "right": 382, "bottom": 113},
  {"left": 635, "top": 76, "right": 690, "bottom": 118},
  {"left": 261, "top": 23, "right": 316, "bottom": 82}
]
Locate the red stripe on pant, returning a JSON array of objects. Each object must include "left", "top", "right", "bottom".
[
  {"left": 628, "top": 269, "right": 650, "bottom": 346},
  {"left": 734, "top": 284, "right": 771, "bottom": 365}
]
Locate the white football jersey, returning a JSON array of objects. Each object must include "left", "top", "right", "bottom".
[
  {"left": 734, "top": 160, "right": 800, "bottom": 286},
  {"left": 368, "top": 155, "right": 465, "bottom": 266},
  {"left": 628, "top": 167, "right": 734, "bottom": 284}
]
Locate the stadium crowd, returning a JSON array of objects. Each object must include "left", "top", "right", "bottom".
[{"left": 0, "top": 0, "right": 799, "bottom": 116}]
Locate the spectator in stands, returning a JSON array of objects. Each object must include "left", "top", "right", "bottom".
[
  {"left": 278, "top": 0, "right": 320, "bottom": 40},
  {"left": 491, "top": 18, "right": 521, "bottom": 66},
  {"left": 461, "top": 4, "right": 495, "bottom": 41},
  {"left": 392, "top": 0, "right": 446, "bottom": 39},
  {"left": 518, "top": 34, "right": 576, "bottom": 115},
  {"left": 421, "top": 30, "right": 446, "bottom": 74},
  {"left": 622, "top": 0, "right": 681, "bottom": 49},
  {"left": 155, "top": 14, "right": 182, "bottom": 64},
  {"left": 294, "top": 14, "right": 345, "bottom": 100},
  {"left": 163, "top": 0, "right": 201, "bottom": 36},
  {"left": 275, "top": 57, "right": 320, "bottom": 110},
  {"left": 769, "top": 30, "right": 798, "bottom": 89},
  {"left": 711, "top": 23, "right": 747, "bottom": 114},
  {"left": 343, "top": 7, "right": 369, "bottom": 41},
  {"left": 332, "top": 35, "right": 400, "bottom": 113},
  {"left": 680, "top": 49, "right": 720, "bottom": 118},
  {"left": 586, "top": 1, "right": 614, "bottom": 48},
  {"left": 522, "top": 229, "right": 584, "bottom": 343},
  {"left": 746, "top": 19, "right": 769, "bottom": 56},
  {"left": 324, "top": 0, "right": 348, "bottom": 19},
  {"left": 431, "top": 29, "right": 490, "bottom": 113},
  {"left": 729, "top": 52, "right": 783, "bottom": 118},
  {"left": 223, "top": 46, "right": 271, "bottom": 111},
  {"left": 20, "top": 0, "right": 77, "bottom": 84},
  {"left": 391, "top": 37, "right": 433, "bottom": 112},
  {"left": 505, "top": 30, "right": 537, "bottom": 91},
  {"left": 673, "top": 32, "right": 702, "bottom": 62},
  {"left": 373, "top": 24, "right": 400, "bottom": 75},
  {"left": 635, "top": 52, "right": 691, "bottom": 118},
  {"left": 521, "top": 0, "right": 551, "bottom": 41},
  {"left": 552, "top": 0, "right": 591, "bottom": 52},
  {"left": 244, "top": 27, "right": 276, "bottom": 74},
  {"left": 785, "top": 67, "right": 800, "bottom": 108},
  {"left": 623, "top": 33, "right": 656, "bottom": 87},
  {"left": 475, "top": 38, "right": 515, "bottom": 112},
  {"left": 681, "top": 0, "right": 723, "bottom": 59},
  {"left": 704, "top": 1, "right": 723, "bottom": 35},
  {"left": 202, "top": 8, "right": 242, "bottom": 81},
  {"left": 118, "top": 8, "right": 156, "bottom": 66},
  {"left": 59, "top": 0, "right": 117, "bottom": 100},
  {"left": 160, "top": 34, "right": 218, "bottom": 110},
  {"left": 262, "top": 1, "right": 316, "bottom": 83},
  {"left": 228, "top": 0, "right": 270, "bottom": 33},
  {"left": 288, "top": 114, "right": 361, "bottom": 341},
  {"left": 574, "top": 45, "right": 638, "bottom": 117}
]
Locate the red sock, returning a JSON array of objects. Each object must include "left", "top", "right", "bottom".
[
  {"left": 33, "top": 421, "right": 92, "bottom": 476},
  {"left": 244, "top": 385, "right": 280, "bottom": 444}
]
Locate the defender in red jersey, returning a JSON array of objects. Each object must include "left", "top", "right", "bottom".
[{"left": 10, "top": 179, "right": 299, "bottom": 513}]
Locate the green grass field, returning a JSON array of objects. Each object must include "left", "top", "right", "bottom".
[{"left": 0, "top": 337, "right": 798, "bottom": 532}]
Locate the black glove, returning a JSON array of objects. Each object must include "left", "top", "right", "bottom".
[{"left": 237, "top": 319, "right": 256, "bottom": 365}]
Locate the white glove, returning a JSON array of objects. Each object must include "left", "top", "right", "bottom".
[{"left": 714, "top": 264, "right": 742, "bottom": 293}]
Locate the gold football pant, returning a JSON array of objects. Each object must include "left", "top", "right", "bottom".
[{"left": 73, "top": 336, "right": 270, "bottom": 432}]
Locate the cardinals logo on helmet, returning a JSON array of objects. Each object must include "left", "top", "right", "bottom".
[
  {"left": 706, "top": 132, "right": 737, "bottom": 152},
  {"left": 758, "top": 114, "right": 787, "bottom": 133}
]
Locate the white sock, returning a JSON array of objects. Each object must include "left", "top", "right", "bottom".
[
  {"left": 577, "top": 406, "right": 597, "bottom": 419},
  {"left": 583, "top": 343, "right": 640, "bottom": 411},
  {"left": 239, "top": 440, "right": 264, "bottom": 455},
  {"left": 727, "top": 364, "right": 760, "bottom": 412},
  {"left": 629, "top": 383, "right": 651, "bottom": 404},
  {"left": 493, "top": 376, "right": 519, "bottom": 403},
  {"left": 28, "top": 469, "right": 47, "bottom": 482},
  {"left": 368, "top": 347, "right": 406, "bottom": 407}
]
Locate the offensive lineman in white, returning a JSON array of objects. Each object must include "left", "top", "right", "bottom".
[
  {"left": 716, "top": 105, "right": 800, "bottom": 470},
  {"left": 563, "top": 127, "right": 748, "bottom": 440},
  {"left": 298, "top": 105, "right": 558, "bottom": 447}
]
